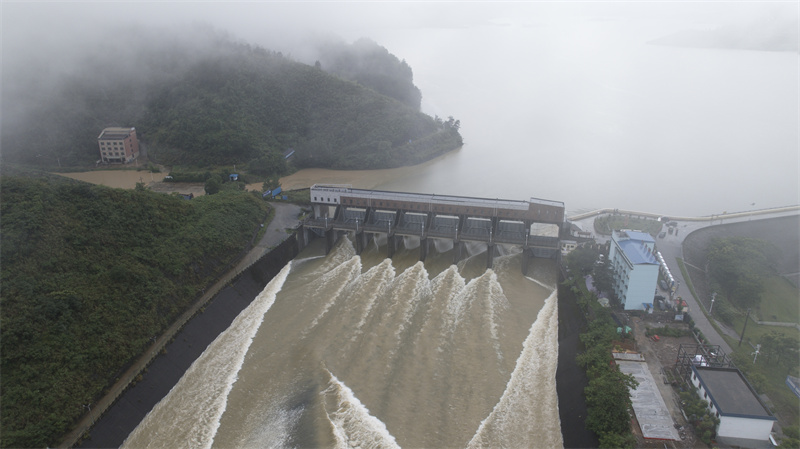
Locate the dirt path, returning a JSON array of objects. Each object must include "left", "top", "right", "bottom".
[{"left": 629, "top": 316, "right": 699, "bottom": 448}]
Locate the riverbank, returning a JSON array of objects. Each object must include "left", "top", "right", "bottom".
[
  {"left": 59, "top": 203, "right": 302, "bottom": 448},
  {"left": 75, "top": 237, "right": 298, "bottom": 448},
  {"left": 556, "top": 272, "right": 599, "bottom": 449}
]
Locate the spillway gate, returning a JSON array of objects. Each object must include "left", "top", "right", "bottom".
[{"left": 297, "top": 185, "right": 565, "bottom": 274}]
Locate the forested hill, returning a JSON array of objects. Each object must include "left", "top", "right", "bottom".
[
  {"left": 2, "top": 26, "right": 461, "bottom": 171},
  {"left": 0, "top": 171, "right": 269, "bottom": 448},
  {"left": 312, "top": 37, "right": 423, "bottom": 110}
]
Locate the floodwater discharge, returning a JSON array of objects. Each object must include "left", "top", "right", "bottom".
[{"left": 123, "top": 236, "right": 562, "bottom": 448}]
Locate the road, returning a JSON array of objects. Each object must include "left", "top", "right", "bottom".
[
  {"left": 568, "top": 206, "right": 800, "bottom": 358},
  {"left": 59, "top": 201, "right": 303, "bottom": 448}
]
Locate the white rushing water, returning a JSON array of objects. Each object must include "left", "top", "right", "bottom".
[
  {"left": 121, "top": 263, "right": 292, "bottom": 449},
  {"left": 125, "top": 237, "right": 561, "bottom": 448}
]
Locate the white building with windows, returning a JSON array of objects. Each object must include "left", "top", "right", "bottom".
[
  {"left": 690, "top": 366, "right": 776, "bottom": 448},
  {"left": 608, "top": 230, "right": 659, "bottom": 310}
]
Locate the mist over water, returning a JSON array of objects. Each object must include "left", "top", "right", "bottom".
[
  {"left": 349, "top": 18, "right": 798, "bottom": 217},
  {"left": 125, "top": 236, "right": 561, "bottom": 448}
]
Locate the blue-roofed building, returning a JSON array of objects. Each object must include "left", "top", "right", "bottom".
[{"left": 608, "top": 230, "right": 659, "bottom": 310}]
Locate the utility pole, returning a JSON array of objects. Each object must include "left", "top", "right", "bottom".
[
  {"left": 739, "top": 308, "right": 752, "bottom": 347},
  {"left": 709, "top": 292, "right": 717, "bottom": 314}
]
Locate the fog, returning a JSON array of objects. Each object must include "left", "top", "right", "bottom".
[{"left": 2, "top": 2, "right": 798, "bottom": 215}]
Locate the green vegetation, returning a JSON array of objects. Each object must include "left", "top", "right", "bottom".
[
  {"left": 3, "top": 28, "right": 461, "bottom": 172},
  {"left": 0, "top": 173, "right": 269, "bottom": 448},
  {"left": 679, "top": 389, "right": 720, "bottom": 445},
  {"left": 565, "top": 244, "right": 600, "bottom": 276},
  {"left": 779, "top": 425, "right": 800, "bottom": 448},
  {"left": 314, "top": 37, "right": 422, "bottom": 110},
  {"left": 707, "top": 237, "right": 779, "bottom": 310},
  {"left": 758, "top": 275, "right": 800, "bottom": 324},
  {"left": 278, "top": 188, "right": 312, "bottom": 206},
  {"left": 594, "top": 214, "right": 662, "bottom": 236},
  {"left": 562, "top": 275, "right": 638, "bottom": 448},
  {"left": 681, "top": 237, "right": 800, "bottom": 428},
  {"left": 564, "top": 243, "right": 617, "bottom": 306}
]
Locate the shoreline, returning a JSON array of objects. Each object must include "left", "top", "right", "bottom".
[{"left": 76, "top": 239, "right": 298, "bottom": 448}]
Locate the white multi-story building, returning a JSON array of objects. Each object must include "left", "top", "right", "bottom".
[
  {"left": 608, "top": 230, "right": 659, "bottom": 310},
  {"left": 690, "top": 366, "right": 776, "bottom": 448}
]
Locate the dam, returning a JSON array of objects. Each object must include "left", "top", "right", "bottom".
[{"left": 298, "top": 184, "right": 566, "bottom": 273}]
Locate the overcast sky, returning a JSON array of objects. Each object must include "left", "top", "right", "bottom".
[{"left": 3, "top": 2, "right": 797, "bottom": 58}]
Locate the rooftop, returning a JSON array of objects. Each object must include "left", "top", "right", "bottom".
[
  {"left": 619, "top": 230, "right": 655, "bottom": 243},
  {"left": 693, "top": 366, "right": 775, "bottom": 419},
  {"left": 619, "top": 239, "right": 658, "bottom": 265},
  {"left": 98, "top": 127, "right": 135, "bottom": 140},
  {"left": 311, "top": 184, "right": 564, "bottom": 210}
]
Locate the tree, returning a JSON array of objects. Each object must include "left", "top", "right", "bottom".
[
  {"left": 707, "top": 237, "right": 777, "bottom": 310},
  {"left": 780, "top": 425, "right": 800, "bottom": 448},
  {"left": 204, "top": 175, "right": 222, "bottom": 195},
  {"left": 585, "top": 366, "right": 639, "bottom": 436},
  {"left": 598, "top": 431, "right": 636, "bottom": 449},
  {"left": 566, "top": 245, "right": 599, "bottom": 275},
  {"left": 593, "top": 260, "right": 614, "bottom": 295}
]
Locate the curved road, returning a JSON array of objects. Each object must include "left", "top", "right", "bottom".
[{"left": 568, "top": 206, "right": 800, "bottom": 357}]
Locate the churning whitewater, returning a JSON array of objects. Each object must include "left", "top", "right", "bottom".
[{"left": 124, "top": 237, "right": 562, "bottom": 448}]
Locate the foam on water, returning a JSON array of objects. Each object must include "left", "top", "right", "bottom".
[
  {"left": 322, "top": 370, "right": 400, "bottom": 449},
  {"left": 525, "top": 275, "right": 556, "bottom": 292},
  {"left": 350, "top": 259, "right": 396, "bottom": 338},
  {"left": 385, "top": 261, "right": 432, "bottom": 343},
  {"left": 121, "top": 263, "right": 292, "bottom": 449},
  {"left": 128, "top": 237, "right": 562, "bottom": 448},
  {"left": 466, "top": 288, "right": 563, "bottom": 449},
  {"left": 306, "top": 255, "right": 362, "bottom": 334}
]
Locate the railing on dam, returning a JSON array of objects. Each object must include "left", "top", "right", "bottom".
[{"left": 299, "top": 185, "right": 565, "bottom": 271}]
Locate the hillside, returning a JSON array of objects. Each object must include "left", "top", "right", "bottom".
[
  {"left": 2, "top": 26, "right": 462, "bottom": 172},
  {"left": 312, "top": 37, "right": 423, "bottom": 110},
  {"left": 0, "top": 172, "right": 269, "bottom": 448}
]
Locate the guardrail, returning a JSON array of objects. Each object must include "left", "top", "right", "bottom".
[{"left": 567, "top": 205, "right": 799, "bottom": 222}]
